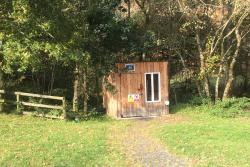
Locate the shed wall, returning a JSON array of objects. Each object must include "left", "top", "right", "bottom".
[{"left": 104, "top": 61, "right": 169, "bottom": 118}]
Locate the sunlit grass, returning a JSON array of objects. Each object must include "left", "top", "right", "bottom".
[
  {"left": 156, "top": 105, "right": 250, "bottom": 167},
  {"left": 2, "top": 103, "right": 250, "bottom": 167},
  {"left": 0, "top": 114, "right": 125, "bottom": 167}
]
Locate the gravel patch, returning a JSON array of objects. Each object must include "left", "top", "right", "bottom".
[{"left": 111, "top": 119, "right": 190, "bottom": 167}]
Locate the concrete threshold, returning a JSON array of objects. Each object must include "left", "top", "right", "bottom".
[{"left": 117, "top": 115, "right": 160, "bottom": 120}]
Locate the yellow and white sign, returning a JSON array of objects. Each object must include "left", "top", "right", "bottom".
[
  {"left": 128, "top": 94, "right": 140, "bottom": 103},
  {"left": 128, "top": 94, "right": 134, "bottom": 103}
]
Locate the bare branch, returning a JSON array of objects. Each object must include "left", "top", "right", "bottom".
[
  {"left": 223, "top": 44, "right": 234, "bottom": 57},
  {"left": 242, "top": 30, "right": 250, "bottom": 39},
  {"left": 198, "top": 0, "right": 221, "bottom": 8}
]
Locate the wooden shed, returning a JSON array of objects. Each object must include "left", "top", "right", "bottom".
[{"left": 103, "top": 61, "right": 170, "bottom": 118}]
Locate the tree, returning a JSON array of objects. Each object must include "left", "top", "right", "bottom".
[
  {"left": 1, "top": 0, "right": 138, "bottom": 113},
  {"left": 222, "top": 0, "right": 250, "bottom": 99},
  {"left": 177, "top": 0, "right": 250, "bottom": 100}
]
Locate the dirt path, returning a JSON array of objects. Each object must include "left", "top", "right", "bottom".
[{"left": 110, "top": 117, "right": 190, "bottom": 167}]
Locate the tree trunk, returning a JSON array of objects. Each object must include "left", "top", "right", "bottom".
[
  {"left": 223, "top": 29, "right": 241, "bottom": 99},
  {"left": 195, "top": 80, "right": 203, "bottom": 97},
  {"left": 204, "top": 77, "right": 211, "bottom": 98},
  {"left": 243, "top": 60, "right": 249, "bottom": 93},
  {"left": 42, "top": 71, "right": 46, "bottom": 94},
  {"left": 73, "top": 65, "right": 79, "bottom": 112},
  {"left": 134, "top": 0, "right": 150, "bottom": 26},
  {"left": 127, "top": 0, "right": 131, "bottom": 18},
  {"left": 0, "top": 68, "right": 3, "bottom": 112},
  {"left": 215, "top": 39, "right": 226, "bottom": 100},
  {"left": 77, "top": 65, "right": 88, "bottom": 113},
  {"left": 215, "top": 0, "right": 226, "bottom": 100},
  {"left": 95, "top": 74, "right": 101, "bottom": 106},
  {"left": 215, "top": 64, "right": 223, "bottom": 100},
  {"left": 173, "top": 87, "right": 178, "bottom": 105},
  {"left": 145, "top": 13, "right": 150, "bottom": 25},
  {"left": 49, "top": 63, "right": 56, "bottom": 95},
  {"left": 195, "top": 32, "right": 211, "bottom": 98},
  {"left": 82, "top": 67, "right": 88, "bottom": 113}
]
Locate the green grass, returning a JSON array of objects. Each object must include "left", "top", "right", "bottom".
[
  {"left": 1, "top": 101, "right": 250, "bottom": 167},
  {"left": 156, "top": 105, "right": 250, "bottom": 167},
  {"left": 0, "top": 114, "right": 125, "bottom": 167}
]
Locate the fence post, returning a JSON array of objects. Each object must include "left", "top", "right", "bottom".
[
  {"left": 16, "top": 93, "right": 22, "bottom": 114},
  {"left": 62, "top": 97, "right": 66, "bottom": 119}
]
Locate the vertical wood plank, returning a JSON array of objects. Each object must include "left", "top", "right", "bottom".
[
  {"left": 165, "top": 61, "right": 170, "bottom": 114},
  {"left": 122, "top": 73, "right": 127, "bottom": 117},
  {"left": 16, "top": 94, "right": 22, "bottom": 114},
  {"left": 115, "top": 74, "right": 118, "bottom": 117},
  {"left": 62, "top": 97, "right": 67, "bottom": 119},
  {"left": 144, "top": 62, "right": 150, "bottom": 116},
  {"left": 160, "top": 62, "right": 165, "bottom": 114},
  {"left": 0, "top": 92, "right": 3, "bottom": 112}
]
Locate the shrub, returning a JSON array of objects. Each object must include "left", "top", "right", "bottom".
[
  {"left": 188, "top": 96, "right": 212, "bottom": 106},
  {"left": 210, "top": 98, "right": 250, "bottom": 118},
  {"left": 184, "top": 97, "right": 250, "bottom": 118},
  {"left": 67, "top": 107, "right": 108, "bottom": 122}
]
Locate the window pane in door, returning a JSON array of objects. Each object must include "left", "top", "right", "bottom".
[
  {"left": 146, "top": 74, "right": 152, "bottom": 101},
  {"left": 153, "top": 74, "right": 159, "bottom": 101}
]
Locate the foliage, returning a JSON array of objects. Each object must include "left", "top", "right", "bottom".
[
  {"left": 211, "top": 98, "right": 250, "bottom": 118},
  {"left": 0, "top": 0, "right": 250, "bottom": 112},
  {"left": 0, "top": 0, "right": 141, "bottom": 111},
  {"left": 185, "top": 97, "right": 250, "bottom": 118},
  {"left": 187, "top": 96, "right": 213, "bottom": 106}
]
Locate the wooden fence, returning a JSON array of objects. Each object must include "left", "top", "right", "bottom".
[
  {"left": 0, "top": 90, "right": 66, "bottom": 119},
  {"left": 0, "top": 90, "right": 4, "bottom": 112}
]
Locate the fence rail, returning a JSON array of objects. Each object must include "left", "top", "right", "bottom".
[
  {"left": 14, "top": 92, "right": 64, "bottom": 100},
  {"left": 0, "top": 90, "right": 66, "bottom": 119}
]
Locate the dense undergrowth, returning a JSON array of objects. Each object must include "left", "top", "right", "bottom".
[{"left": 172, "top": 97, "right": 250, "bottom": 118}]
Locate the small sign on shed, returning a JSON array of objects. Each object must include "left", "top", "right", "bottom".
[
  {"left": 128, "top": 94, "right": 140, "bottom": 102},
  {"left": 128, "top": 94, "right": 134, "bottom": 103},
  {"left": 134, "top": 94, "right": 140, "bottom": 101}
]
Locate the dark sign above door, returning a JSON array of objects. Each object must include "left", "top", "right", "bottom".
[{"left": 125, "top": 64, "right": 135, "bottom": 72}]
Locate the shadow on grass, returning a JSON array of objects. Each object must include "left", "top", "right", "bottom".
[
  {"left": 169, "top": 103, "right": 192, "bottom": 114},
  {"left": 1, "top": 108, "right": 113, "bottom": 123},
  {"left": 66, "top": 111, "right": 114, "bottom": 123}
]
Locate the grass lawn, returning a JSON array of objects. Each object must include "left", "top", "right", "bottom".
[
  {"left": 155, "top": 105, "right": 250, "bottom": 167},
  {"left": 1, "top": 104, "right": 250, "bottom": 167},
  {"left": 0, "top": 114, "right": 125, "bottom": 167}
]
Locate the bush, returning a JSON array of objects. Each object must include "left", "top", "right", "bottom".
[
  {"left": 188, "top": 96, "right": 212, "bottom": 106},
  {"left": 66, "top": 107, "right": 108, "bottom": 122},
  {"left": 210, "top": 98, "right": 250, "bottom": 118},
  {"left": 184, "top": 97, "right": 250, "bottom": 118}
]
